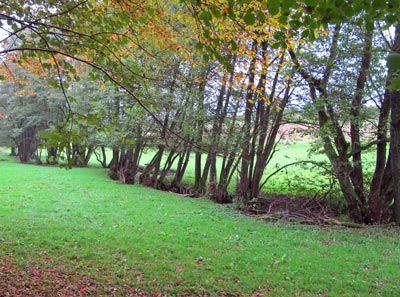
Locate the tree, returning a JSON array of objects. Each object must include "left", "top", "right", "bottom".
[
  {"left": 0, "top": 56, "right": 65, "bottom": 163},
  {"left": 387, "top": 21, "right": 400, "bottom": 223},
  {"left": 187, "top": 1, "right": 400, "bottom": 223},
  {"left": 2, "top": 0, "right": 400, "bottom": 224},
  {"left": 285, "top": 20, "right": 400, "bottom": 223}
]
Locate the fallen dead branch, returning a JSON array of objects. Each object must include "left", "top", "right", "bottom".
[{"left": 242, "top": 194, "right": 373, "bottom": 227}]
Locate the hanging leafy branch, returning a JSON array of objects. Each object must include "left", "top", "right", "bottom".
[{"left": 1, "top": 0, "right": 212, "bottom": 153}]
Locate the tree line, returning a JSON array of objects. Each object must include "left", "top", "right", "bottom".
[{"left": 0, "top": 0, "right": 399, "bottom": 224}]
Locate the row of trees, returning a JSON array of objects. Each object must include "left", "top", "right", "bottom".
[{"left": 1, "top": 0, "right": 399, "bottom": 224}]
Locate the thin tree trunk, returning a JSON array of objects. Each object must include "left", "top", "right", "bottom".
[
  {"left": 238, "top": 40, "right": 258, "bottom": 201},
  {"left": 47, "top": 147, "right": 58, "bottom": 164},
  {"left": 349, "top": 27, "right": 373, "bottom": 205},
  {"left": 194, "top": 77, "right": 206, "bottom": 191},
  {"left": 83, "top": 145, "right": 94, "bottom": 166},
  {"left": 389, "top": 21, "right": 400, "bottom": 224},
  {"left": 368, "top": 79, "right": 391, "bottom": 223}
]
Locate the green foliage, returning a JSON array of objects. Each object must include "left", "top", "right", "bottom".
[
  {"left": 199, "top": 10, "right": 213, "bottom": 25},
  {"left": 267, "top": 1, "right": 280, "bottom": 16},
  {"left": 390, "top": 77, "right": 400, "bottom": 90},
  {"left": 243, "top": 8, "right": 256, "bottom": 25},
  {"left": 188, "top": 0, "right": 400, "bottom": 66},
  {"left": 387, "top": 52, "right": 400, "bottom": 90},
  {"left": 387, "top": 52, "right": 400, "bottom": 72}
]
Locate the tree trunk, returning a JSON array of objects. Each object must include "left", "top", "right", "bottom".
[
  {"left": 206, "top": 57, "right": 236, "bottom": 197},
  {"left": 194, "top": 72, "right": 207, "bottom": 193},
  {"left": 18, "top": 126, "right": 37, "bottom": 163},
  {"left": 83, "top": 145, "right": 94, "bottom": 166},
  {"left": 349, "top": 28, "right": 373, "bottom": 204},
  {"left": 237, "top": 40, "right": 258, "bottom": 201},
  {"left": 108, "top": 148, "right": 120, "bottom": 180},
  {"left": 389, "top": 21, "right": 400, "bottom": 224},
  {"left": 172, "top": 142, "right": 192, "bottom": 186},
  {"left": 94, "top": 145, "right": 107, "bottom": 168},
  {"left": 47, "top": 147, "right": 58, "bottom": 164},
  {"left": 367, "top": 89, "right": 391, "bottom": 223},
  {"left": 10, "top": 146, "right": 18, "bottom": 156},
  {"left": 250, "top": 49, "right": 290, "bottom": 199},
  {"left": 159, "top": 149, "right": 178, "bottom": 183},
  {"left": 194, "top": 151, "right": 202, "bottom": 192},
  {"left": 151, "top": 145, "right": 165, "bottom": 187}
]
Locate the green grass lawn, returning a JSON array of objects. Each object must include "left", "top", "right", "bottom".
[{"left": 0, "top": 151, "right": 399, "bottom": 296}]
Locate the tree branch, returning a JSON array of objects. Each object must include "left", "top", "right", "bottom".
[{"left": 259, "top": 160, "right": 330, "bottom": 192}]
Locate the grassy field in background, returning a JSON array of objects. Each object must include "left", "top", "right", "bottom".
[
  {"left": 1, "top": 150, "right": 399, "bottom": 296},
  {"left": 104, "top": 142, "right": 332, "bottom": 198},
  {"left": 137, "top": 141, "right": 375, "bottom": 200}
]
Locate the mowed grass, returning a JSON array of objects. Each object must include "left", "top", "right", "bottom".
[{"left": 1, "top": 153, "right": 399, "bottom": 296}]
